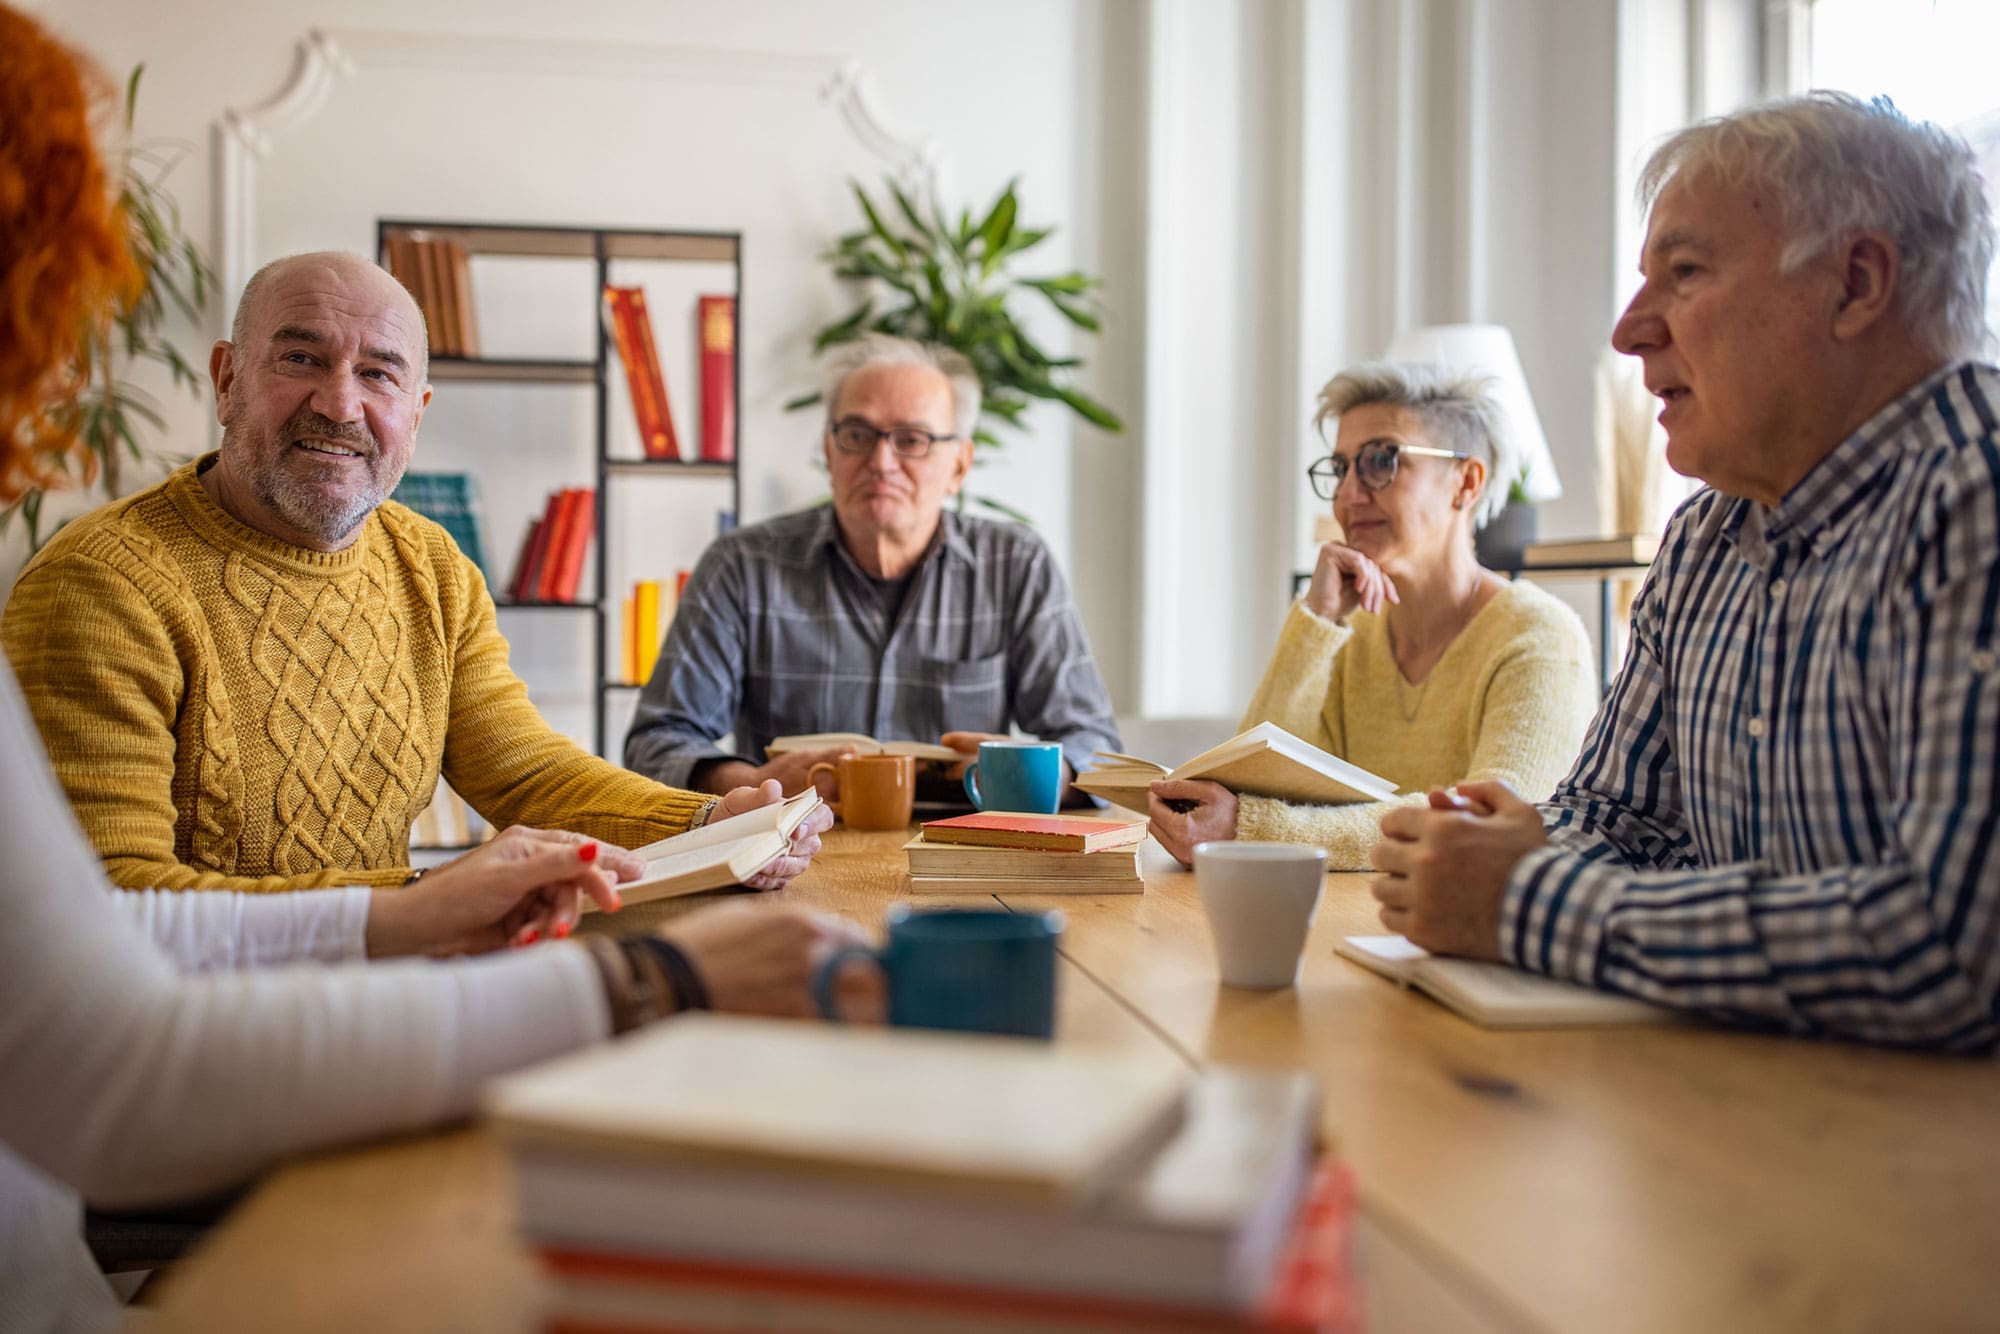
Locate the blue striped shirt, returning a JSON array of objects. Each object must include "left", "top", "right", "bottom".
[{"left": 1503, "top": 362, "right": 2000, "bottom": 1052}]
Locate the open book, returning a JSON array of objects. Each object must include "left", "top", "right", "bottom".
[
  {"left": 595, "top": 789, "right": 823, "bottom": 908},
  {"left": 1335, "top": 935, "right": 1678, "bottom": 1029},
  {"left": 1074, "top": 721, "right": 1397, "bottom": 811},
  {"left": 766, "top": 732, "right": 961, "bottom": 762}
]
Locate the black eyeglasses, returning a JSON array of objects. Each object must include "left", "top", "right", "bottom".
[
  {"left": 1307, "top": 440, "right": 1470, "bottom": 500},
  {"left": 827, "top": 418, "right": 959, "bottom": 459}
]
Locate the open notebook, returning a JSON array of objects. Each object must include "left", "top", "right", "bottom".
[
  {"left": 1336, "top": 935, "right": 1680, "bottom": 1030},
  {"left": 766, "top": 732, "right": 961, "bottom": 762},
  {"left": 587, "top": 789, "right": 823, "bottom": 909}
]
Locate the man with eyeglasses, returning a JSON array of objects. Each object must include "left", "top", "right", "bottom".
[{"left": 625, "top": 333, "right": 1119, "bottom": 802}]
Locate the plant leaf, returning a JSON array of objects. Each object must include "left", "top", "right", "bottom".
[{"left": 849, "top": 181, "right": 907, "bottom": 264}]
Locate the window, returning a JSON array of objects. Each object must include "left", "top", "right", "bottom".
[{"left": 1806, "top": 0, "right": 2000, "bottom": 342}]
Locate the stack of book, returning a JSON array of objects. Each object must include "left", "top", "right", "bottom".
[
  {"left": 506, "top": 488, "right": 596, "bottom": 604},
  {"left": 486, "top": 1014, "right": 1357, "bottom": 1332},
  {"left": 383, "top": 232, "right": 480, "bottom": 358},
  {"left": 905, "top": 812, "right": 1150, "bottom": 895}
]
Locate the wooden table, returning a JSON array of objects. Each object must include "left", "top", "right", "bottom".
[{"left": 150, "top": 831, "right": 2000, "bottom": 1333}]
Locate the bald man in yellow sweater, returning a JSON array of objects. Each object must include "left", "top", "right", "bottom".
[{"left": 1, "top": 252, "right": 830, "bottom": 893}]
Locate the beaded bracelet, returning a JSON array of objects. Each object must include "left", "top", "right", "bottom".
[{"left": 578, "top": 934, "right": 713, "bottom": 1035}]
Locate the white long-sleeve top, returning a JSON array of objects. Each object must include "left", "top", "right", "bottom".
[{"left": 0, "top": 660, "right": 610, "bottom": 1332}]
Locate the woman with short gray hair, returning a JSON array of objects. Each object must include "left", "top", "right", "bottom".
[{"left": 1148, "top": 361, "right": 1598, "bottom": 868}]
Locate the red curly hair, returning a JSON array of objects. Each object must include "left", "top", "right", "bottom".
[{"left": 0, "top": 4, "right": 142, "bottom": 504}]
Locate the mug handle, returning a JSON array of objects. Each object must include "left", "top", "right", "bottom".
[
  {"left": 812, "top": 944, "right": 881, "bottom": 1022},
  {"left": 962, "top": 761, "right": 983, "bottom": 810},
  {"left": 806, "top": 762, "right": 842, "bottom": 820}
]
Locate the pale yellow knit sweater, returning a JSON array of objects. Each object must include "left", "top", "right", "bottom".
[
  {"left": 1, "top": 457, "right": 711, "bottom": 891},
  {"left": 1235, "top": 582, "right": 1597, "bottom": 868}
]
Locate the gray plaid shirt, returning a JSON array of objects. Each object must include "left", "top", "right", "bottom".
[
  {"left": 1504, "top": 362, "right": 2000, "bottom": 1051},
  {"left": 624, "top": 504, "right": 1119, "bottom": 791}
]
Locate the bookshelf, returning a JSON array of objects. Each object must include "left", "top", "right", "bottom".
[{"left": 378, "top": 219, "right": 742, "bottom": 762}]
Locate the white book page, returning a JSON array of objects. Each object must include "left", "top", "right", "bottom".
[
  {"left": 631, "top": 789, "right": 819, "bottom": 860},
  {"left": 1339, "top": 935, "right": 1675, "bottom": 1028}
]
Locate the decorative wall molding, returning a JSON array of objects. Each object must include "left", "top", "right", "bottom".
[{"left": 210, "top": 27, "right": 942, "bottom": 301}]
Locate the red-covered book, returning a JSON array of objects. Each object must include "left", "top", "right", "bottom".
[
  {"left": 537, "top": 1160, "right": 1359, "bottom": 1334},
  {"left": 604, "top": 286, "right": 680, "bottom": 460},
  {"left": 538, "top": 488, "right": 594, "bottom": 604},
  {"left": 533, "top": 489, "right": 579, "bottom": 603},
  {"left": 505, "top": 515, "right": 545, "bottom": 602},
  {"left": 697, "top": 294, "right": 735, "bottom": 462},
  {"left": 921, "top": 812, "right": 1148, "bottom": 853}
]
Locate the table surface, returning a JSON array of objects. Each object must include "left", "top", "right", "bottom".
[{"left": 149, "top": 828, "right": 2000, "bottom": 1334}]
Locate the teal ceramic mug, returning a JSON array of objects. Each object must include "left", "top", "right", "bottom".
[
  {"left": 812, "top": 905, "right": 1064, "bottom": 1039},
  {"left": 961, "top": 740, "right": 1063, "bottom": 814}
]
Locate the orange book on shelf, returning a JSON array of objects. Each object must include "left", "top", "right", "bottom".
[
  {"left": 634, "top": 579, "right": 662, "bottom": 683},
  {"left": 621, "top": 593, "right": 640, "bottom": 685},
  {"left": 604, "top": 286, "right": 681, "bottom": 460},
  {"left": 697, "top": 294, "right": 735, "bottom": 462},
  {"left": 412, "top": 237, "right": 449, "bottom": 355},
  {"left": 446, "top": 239, "right": 481, "bottom": 358}
]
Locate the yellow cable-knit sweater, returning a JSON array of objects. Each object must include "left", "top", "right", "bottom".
[
  {"left": 1, "top": 456, "right": 712, "bottom": 891},
  {"left": 1235, "top": 582, "right": 1598, "bottom": 868}
]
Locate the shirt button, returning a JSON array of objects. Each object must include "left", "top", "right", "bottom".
[
  {"left": 1974, "top": 649, "right": 1998, "bottom": 674},
  {"left": 1770, "top": 579, "right": 1787, "bottom": 600},
  {"left": 1748, "top": 717, "right": 1767, "bottom": 739}
]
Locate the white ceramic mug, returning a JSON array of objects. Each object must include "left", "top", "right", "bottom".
[{"left": 1192, "top": 841, "right": 1329, "bottom": 988}]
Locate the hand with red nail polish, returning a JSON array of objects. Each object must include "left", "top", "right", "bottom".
[{"left": 365, "top": 827, "right": 646, "bottom": 959}]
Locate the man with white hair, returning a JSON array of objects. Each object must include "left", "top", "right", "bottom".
[
  {"left": 625, "top": 333, "right": 1118, "bottom": 801},
  {"left": 1370, "top": 93, "right": 2000, "bottom": 1051}
]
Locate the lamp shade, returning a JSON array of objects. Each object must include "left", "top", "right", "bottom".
[{"left": 1381, "top": 324, "right": 1560, "bottom": 503}]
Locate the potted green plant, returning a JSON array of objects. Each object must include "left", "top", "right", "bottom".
[
  {"left": 2, "top": 67, "right": 214, "bottom": 553},
  {"left": 789, "top": 177, "right": 1122, "bottom": 520}
]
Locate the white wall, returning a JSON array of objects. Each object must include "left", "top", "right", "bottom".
[{"left": 16, "top": 0, "right": 1715, "bottom": 736}]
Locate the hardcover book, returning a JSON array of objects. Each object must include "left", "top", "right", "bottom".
[
  {"left": 391, "top": 472, "right": 487, "bottom": 577},
  {"left": 609, "top": 789, "right": 826, "bottom": 906},
  {"left": 903, "top": 835, "right": 1143, "bottom": 880},
  {"left": 1335, "top": 935, "right": 1680, "bottom": 1029},
  {"left": 487, "top": 1012, "right": 1189, "bottom": 1205},
  {"left": 697, "top": 294, "right": 735, "bottom": 462},
  {"left": 920, "top": 812, "right": 1147, "bottom": 853},
  {"left": 507, "top": 1067, "right": 1325, "bottom": 1315},
  {"left": 604, "top": 285, "right": 681, "bottom": 459},
  {"left": 1074, "top": 722, "right": 1398, "bottom": 812},
  {"left": 765, "top": 732, "right": 963, "bottom": 762},
  {"left": 1520, "top": 533, "right": 1660, "bottom": 567}
]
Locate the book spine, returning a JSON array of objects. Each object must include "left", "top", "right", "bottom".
[
  {"left": 534, "top": 489, "right": 579, "bottom": 604},
  {"left": 697, "top": 295, "right": 736, "bottom": 462},
  {"left": 448, "top": 240, "right": 480, "bottom": 358},
  {"left": 553, "top": 488, "right": 596, "bottom": 605},
  {"left": 635, "top": 579, "right": 662, "bottom": 683},
  {"left": 626, "top": 288, "right": 681, "bottom": 460},
  {"left": 510, "top": 514, "right": 548, "bottom": 602},
  {"left": 622, "top": 592, "right": 640, "bottom": 686},
  {"left": 604, "top": 288, "right": 670, "bottom": 460},
  {"left": 413, "top": 237, "right": 448, "bottom": 356}
]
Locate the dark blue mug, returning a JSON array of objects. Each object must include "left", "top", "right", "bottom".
[
  {"left": 962, "top": 740, "right": 1063, "bottom": 814},
  {"left": 813, "top": 905, "right": 1064, "bottom": 1039}
]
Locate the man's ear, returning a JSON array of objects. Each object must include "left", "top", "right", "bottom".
[
  {"left": 1831, "top": 230, "right": 1899, "bottom": 341},
  {"left": 209, "top": 341, "right": 235, "bottom": 428},
  {"left": 943, "top": 438, "right": 975, "bottom": 496}
]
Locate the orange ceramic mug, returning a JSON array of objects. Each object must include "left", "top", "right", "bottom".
[{"left": 807, "top": 753, "right": 916, "bottom": 831}]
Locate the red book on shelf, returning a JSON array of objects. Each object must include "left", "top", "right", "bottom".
[
  {"left": 697, "top": 294, "right": 735, "bottom": 462},
  {"left": 532, "top": 489, "right": 580, "bottom": 603},
  {"left": 505, "top": 516, "right": 545, "bottom": 602},
  {"left": 546, "top": 488, "right": 596, "bottom": 605},
  {"left": 604, "top": 286, "right": 681, "bottom": 460}
]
